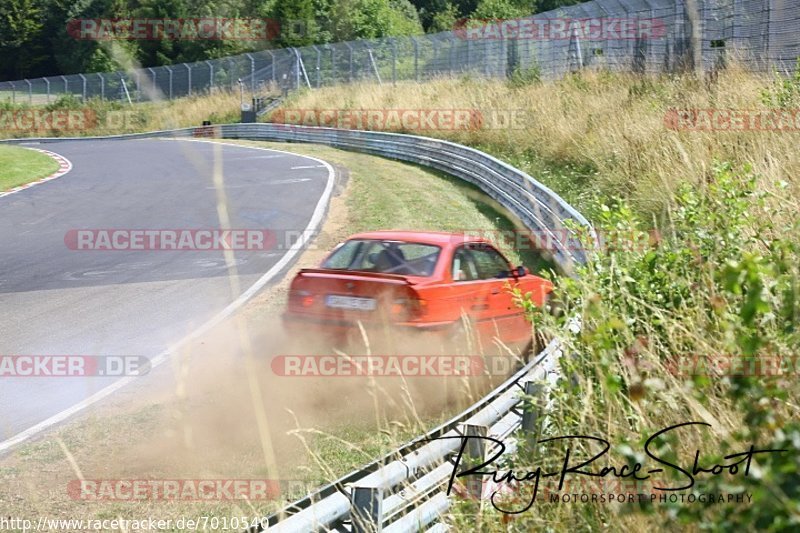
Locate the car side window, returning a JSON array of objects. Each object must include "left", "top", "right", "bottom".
[
  {"left": 468, "top": 244, "right": 511, "bottom": 280},
  {"left": 451, "top": 247, "right": 479, "bottom": 281}
]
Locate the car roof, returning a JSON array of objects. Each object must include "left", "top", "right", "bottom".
[{"left": 346, "top": 230, "right": 492, "bottom": 246}]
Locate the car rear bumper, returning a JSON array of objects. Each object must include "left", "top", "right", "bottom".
[{"left": 282, "top": 312, "right": 455, "bottom": 342}]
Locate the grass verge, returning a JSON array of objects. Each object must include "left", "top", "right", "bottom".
[{"left": 0, "top": 145, "right": 60, "bottom": 190}]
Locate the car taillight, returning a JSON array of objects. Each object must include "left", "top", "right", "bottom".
[
  {"left": 390, "top": 297, "right": 426, "bottom": 320},
  {"left": 290, "top": 289, "right": 314, "bottom": 309}
]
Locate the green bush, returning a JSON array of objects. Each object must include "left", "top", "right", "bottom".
[{"left": 503, "top": 163, "right": 800, "bottom": 531}]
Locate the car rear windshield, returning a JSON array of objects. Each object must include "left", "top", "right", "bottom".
[{"left": 322, "top": 239, "right": 440, "bottom": 277}]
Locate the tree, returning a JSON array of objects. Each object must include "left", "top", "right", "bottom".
[
  {"left": 472, "top": 0, "right": 537, "bottom": 19},
  {"left": 271, "top": 0, "right": 319, "bottom": 47},
  {"left": 429, "top": 2, "right": 459, "bottom": 32},
  {"left": 328, "top": 0, "right": 422, "bottom": 41},
  {"left": 0, "top": 0, "right": 47, "bottom": 78}
]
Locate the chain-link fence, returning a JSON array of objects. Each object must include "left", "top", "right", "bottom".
[{"left": 0, "top": 0, "right": 797, "bottom": 105}]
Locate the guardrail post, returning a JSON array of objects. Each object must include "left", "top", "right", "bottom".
[
  {"left": 521, "top": 380, "right": 545, "bottom": 446},
  {"left": 461, "top": 423, "right": 488, "bottom": 504},
  {"left": 352, "top": 482, "right": 383, "bottom": 533}
]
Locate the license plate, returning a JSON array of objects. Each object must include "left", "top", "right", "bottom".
[{"left": 325, "top": 295, "right": 376, "bottom": 311}]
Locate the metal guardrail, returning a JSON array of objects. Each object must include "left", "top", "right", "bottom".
[
  {"left": 263, "top": 332, "right": 576, "bottom": 533},
  {"left": 2, "top": 123, "right": 593, "bottom": 531}
]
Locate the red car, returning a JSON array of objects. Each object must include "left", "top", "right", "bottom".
[{"left": 283, "top": 231, "right": 553, "bottom": 353}]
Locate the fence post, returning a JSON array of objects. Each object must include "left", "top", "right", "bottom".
[
  {"left": 461, "top": 424, "right": 488, "bottom": 504},
  {"left": 327, "top": 46, "right": 336, "bottom": 84},
  {"left": 185, "top": 64, "right": 192, "bottom": 96},
  {"left": 246, "top": 53, "right": 255, "bottom": 94},
  {"left": 25, "top": 79, "right": 32, "bottom": 104},
  {"left": 119, "top": 73, "right": 132, "bottom": 104},
  {"left": 206, "top": 61, "right": 214, "bottom": 91},
  {"left": 79, "top": 74, "right": 86, "bottom": 101},
  {"left": 448, "top": 35, "right": 456, "bottom": 73},
  {"left": 98, "top": 73, "right": 105, "bottom": 100},
  {"left": 267, "top": 51, "right": 275, "bottom": 83},
  {"left": 9, "top": 82, "right": 14, "bottom": 104},
  {"left": 485, "top": 39, "right": 491, "bottom": 77},
  {"left": 312, "top": 45, "right": 321, "bottom": 87},
  {"left": 166, "top": 66, "right": 173, "bottom": 99},
  {"left": 134, "top": 71, "right": 141, "bottom": 102},
  {"left": 44, "top": 78, "right": 50, "bottom": 103},
  {"left": 146, "top": 68, "right": 156, "bottom": 100},
  {"left": 61, "top": 75, "right": 68, "bottom": 97},
  {"left": 367, "top": 48, "right": 382, "bottom": 84},
  {"left": 569, "top": 28, "right": 583, "bottom": 72},
  {"left": 411, "top": 37, "right": 419, "bottom": 81},
  {"left": 351, "top": 482, "right": 383, "bottom": 533},
  {"left": 390, "top": 39, "right": 397, "bottom": 84},
  {"left": 345, "top": 42, "right": 354, "bottom": 82}
]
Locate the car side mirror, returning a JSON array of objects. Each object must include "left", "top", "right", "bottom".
[{"left": 514, "top": 265, "right": 528, "bottom": 277}]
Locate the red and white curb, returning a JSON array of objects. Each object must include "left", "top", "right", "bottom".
[{"left": 0, "top": 148, "right": 73, "bottom": 199}]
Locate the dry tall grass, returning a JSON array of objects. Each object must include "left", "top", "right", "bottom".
[
  {"left": 273, "top": 66, "right": 800, "bottom": 219},
  {"left": 0, "top": 89, "right": 243, "bottom": 139}
]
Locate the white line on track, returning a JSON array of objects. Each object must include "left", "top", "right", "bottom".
[
  {"left": 290, "top": 164, "right": 326, "bottom": 170},
  {"left": 0, "top": 139, "right": 335, "bottom": 454}
]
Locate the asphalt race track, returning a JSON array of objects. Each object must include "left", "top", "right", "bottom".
[{"left": 0, "top": 138, "right": 333, "bottom": 447}]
